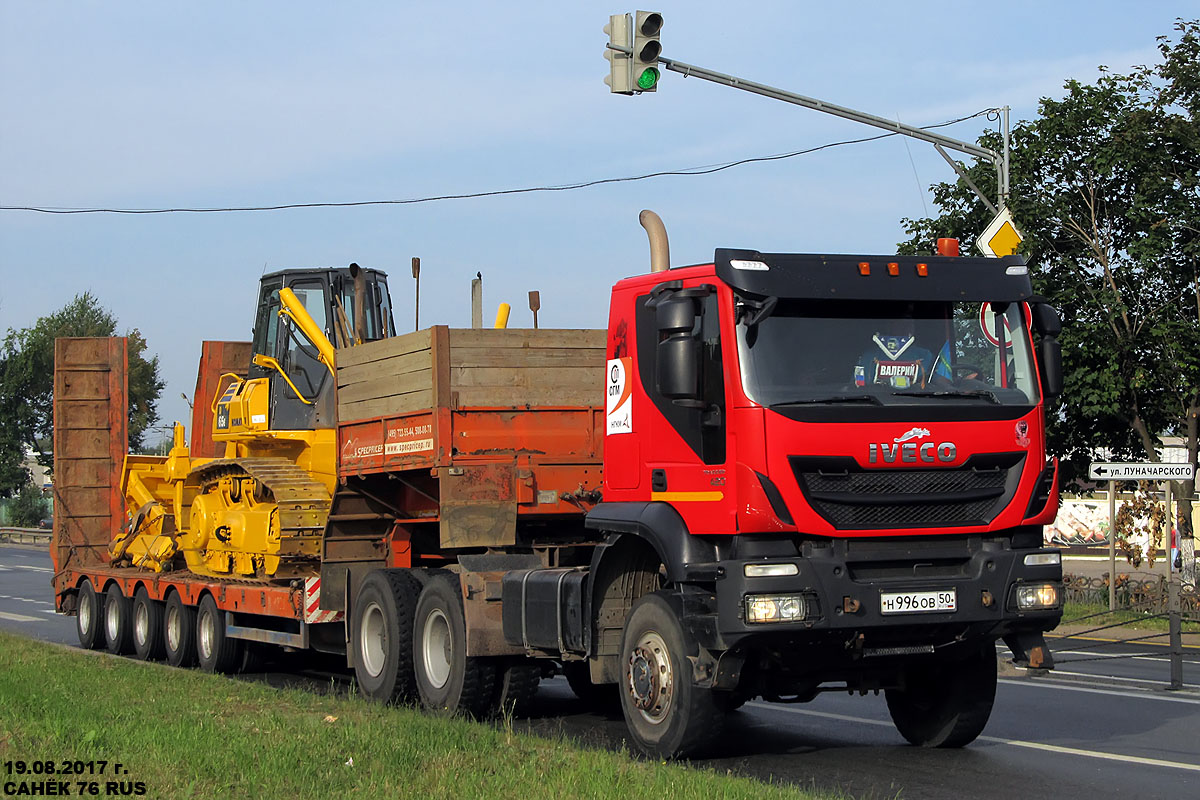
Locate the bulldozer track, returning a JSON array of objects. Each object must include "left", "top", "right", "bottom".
[{"left": 188, "top": 457, "right": 332, "bottom": 543}]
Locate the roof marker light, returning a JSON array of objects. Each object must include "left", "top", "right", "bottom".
[
  {"left": 917, "top": 263, "right": 929, "bottom": 276},
  {"left": 858, "top": 262, "right": 870, "bottom": 276},
  {"left": 887, "top": 262, "right": 900, "bottom": 276}
]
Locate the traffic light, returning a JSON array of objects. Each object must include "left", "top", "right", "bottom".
[
  {"left": 632, "top": 11, "right": 663, "bottom": 92},
  {"left": 603, "top": 13, "right": 632, "bottom": 94}
]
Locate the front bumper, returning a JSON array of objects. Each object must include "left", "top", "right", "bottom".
[{"left": 704, "top": 534, "right": 1062, "bottom": 654}]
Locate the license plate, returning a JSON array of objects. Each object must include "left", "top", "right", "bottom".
[{"left": 880, "top": 589, "right": 957, "bottom": 615}]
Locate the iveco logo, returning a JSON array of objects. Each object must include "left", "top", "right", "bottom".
[{"left": 869, "top": 439, "right": 957, "bottom": 464}]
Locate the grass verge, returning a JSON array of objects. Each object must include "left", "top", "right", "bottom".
[
  {"left": 0, "top": 631, "right": 830, "bottom": 800},
  {"left": 1060, "top": 600, "right": 1200, "bottom": 634}
]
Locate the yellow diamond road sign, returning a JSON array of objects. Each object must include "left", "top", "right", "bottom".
[{"left": 976, "top": 207, "right": 1023, "bottom": 257}]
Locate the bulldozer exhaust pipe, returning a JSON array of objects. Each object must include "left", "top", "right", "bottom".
[
  {"left": 350, "top": 262, "right": 367, "bottom": 343},
  {"left": 640, "top": 209, "right": 670, "bottom": 273}
]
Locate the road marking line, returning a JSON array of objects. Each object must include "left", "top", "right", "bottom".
[
  {"left": 6, "top": 564, "right": 52, "bottom": 572},
  {"left": 998, "top": 678, "right": 1200, "bottom": 705},
  {"left": 748, "top": 703, "right": 1200, "bottom": 772},
  {"left": 1046, "top": 669, "right": 1199, "bottom": 688},
  {"left": 1053, "top": 648, "right": 1200, "bottom": 665},
  {"left": 0, "top": 611, "right": 42, "bottom": 623},
  {"left": 1050, "top": 633, "right": 1200, "bottom": 651}
]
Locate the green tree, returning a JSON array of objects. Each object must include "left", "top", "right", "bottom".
[
  {"left": 898, "top": 20, "right": 1199, "bottom": 566},
  {"left": 0, "top": 292, "right": 165, "bottom": 495},
  {"left": 7, "top": 482, "right": 49, "bottom": 528}
]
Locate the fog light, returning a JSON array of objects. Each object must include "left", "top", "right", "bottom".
[
  {"left": 745, "top": 594, "right": 806, "bottom": 623},
  {"left": 744, "top": 562, "right": 799, "bottom": 578},
  {"left": 1024, "top": 552, "right": 1061, "bottom": 567},
  {"left": 1015, "top": 583, "right": 1060, "bottom": 610}
]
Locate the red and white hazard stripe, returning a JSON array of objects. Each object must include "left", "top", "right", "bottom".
[{"left": 304, "top": 577, "right": 344, "bottom": 624}]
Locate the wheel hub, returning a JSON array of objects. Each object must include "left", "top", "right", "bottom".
[
  {"left": 627, "top": 631, "right": 672, "bottom": 724},
  {"left": 134, "top": 603, "right": 148, "bottom": 646}
]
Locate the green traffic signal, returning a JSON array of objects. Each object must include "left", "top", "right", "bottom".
[{"left": 636, "top": 67, "right": 659, "bottom": 90}]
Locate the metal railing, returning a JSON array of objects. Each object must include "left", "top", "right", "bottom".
[{"left": 0, "top": 527, "right": 51, "bottom": 546}]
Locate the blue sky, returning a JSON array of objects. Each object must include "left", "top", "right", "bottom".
[{"left": 0, "top": 1, "right": 1188, "bottom": 438}]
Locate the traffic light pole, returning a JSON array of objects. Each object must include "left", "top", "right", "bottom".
[{"left": 607, "top": 44, "right": 1010, "bottom": 213}]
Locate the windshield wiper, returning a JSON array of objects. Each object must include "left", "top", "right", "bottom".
[
  {"left": 894, "top": 389, "right": 1002, "bottom": 405},
  {"left": 771, "top": 394, "right": 884, "bottom": 407}
]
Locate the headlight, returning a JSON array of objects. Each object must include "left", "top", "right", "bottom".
[
  {"left": 744, "top": 562, "right": 799, "bottom": 578},
  {"left": 745, "top": 594, "right": 807, "bottom": 623},
  {"left": 1015, "top": 583, "right": 1060, "bottom": 610},
  {"left": 1024, "top": 552, "right": 1061, "bottom": 567}
]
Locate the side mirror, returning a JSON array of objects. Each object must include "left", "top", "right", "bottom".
[
  {"left": 1038, "top": 337, "right": 1063, "bottom": 400},
  {"left": 1032, "top": 303, "right": 1062, "bottom": 337},
  {"left": 655, "top": 296, "right": 700, "bottom": 400}
]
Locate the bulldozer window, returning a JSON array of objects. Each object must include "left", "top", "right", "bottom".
[{"left": 282, "top": 280, "right": 328, "bottom": 399}]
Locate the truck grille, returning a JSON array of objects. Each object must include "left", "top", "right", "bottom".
[{"left": 790, "top": 453, "right": 1024, "bottom": 530}]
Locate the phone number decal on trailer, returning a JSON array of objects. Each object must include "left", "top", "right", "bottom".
[{"left": 880, "top": 589, "right": 957, "bottom": 614}]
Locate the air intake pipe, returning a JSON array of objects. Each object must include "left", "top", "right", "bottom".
[{"left": 640, "top": 209, "right": 670, "bottom": 273}]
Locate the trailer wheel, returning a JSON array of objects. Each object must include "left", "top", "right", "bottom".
[
  {"left": 196, "top": 594, "right": 243, "bottom": 673},
  {"left": 490, "top": 660, "right": 542, "bottom": 718},
  {"left": 131, "top": 588, "right": 165, "bottom": 661},
  {"left": 619, "top": 591, "right": 725, "bottom": 759},
  {"left": 164, "top": 592, "right": 197, "bottom": 668},
  {"left": 885, "top": 643, "right": 998, "bottom": 748},
  {"left": 413, "top": 575, "right": 495, "bottom": 718},
  {"left": 103, "top": 583, "right": 134, "bottom": 655},
  {"left": 352, "top": 570, "right": 421, "bottom": 704},
  {"left": 75, "top": 579, "right": 105, "bottom": 650}
]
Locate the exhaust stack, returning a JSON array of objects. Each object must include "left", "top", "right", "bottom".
[{"left": 640, "top": 209, "right": 670, "bottom": 273}]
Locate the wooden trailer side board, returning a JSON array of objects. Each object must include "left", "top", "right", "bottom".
[{"left": 52, "top": 337, "right": 128, "bottom": 588}]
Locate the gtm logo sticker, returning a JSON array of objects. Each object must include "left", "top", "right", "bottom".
[{"left": 606, "top": 358, "right": 633, "bottom": 435}]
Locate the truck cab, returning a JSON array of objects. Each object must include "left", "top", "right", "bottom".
[{"left": 585, "top": 245, "right": 1064, "bottom": 754}]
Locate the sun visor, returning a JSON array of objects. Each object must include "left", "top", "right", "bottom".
[{"left": 715, "top": 248, "right": 1034, "bottom": 303}]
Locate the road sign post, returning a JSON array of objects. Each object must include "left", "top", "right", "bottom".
[{"left": 1090, "top": 460, "right": 1192, "bottom": 689}]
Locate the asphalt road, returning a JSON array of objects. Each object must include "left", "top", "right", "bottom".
[{"left": 3, "top": 543, "right": 1198, "bottom": 799}]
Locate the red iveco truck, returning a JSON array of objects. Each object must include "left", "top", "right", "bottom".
[{"left": 53, "top": 219, "right": 1064, "bottom": 760}]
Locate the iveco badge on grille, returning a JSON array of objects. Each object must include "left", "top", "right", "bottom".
[{"left": 868, "top": 441, "right": 957, "bottom": 464}]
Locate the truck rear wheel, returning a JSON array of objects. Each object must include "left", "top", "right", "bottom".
[
  {"left": 76, "top": 579, "right": 105, "bottom": 650},
  {"left": 196, "top": 594, "right": 243, "bottom": 673},
  {"left": 103, "top": 583, "right": 134, "bottom": 655},
  {"left": 413, "top": 574, "right": 495, "bottom": 718},
  {"left": 619, "top": 591, "right": 725, "bottom": 759},
  {"left": 491, "top": 660, "right": 542, "bottom": 718},
  {"left": 132, "top": 588, "right": 165, "bottom": 661},
  {"left": 164, "top": 592, "right": 197, "bottom": 668},
  {"left": 885, "top": 643, "right": 997, "bottom": 748},
  {"left": 352, "top": 570, "right": 421, "bottom": 704}
]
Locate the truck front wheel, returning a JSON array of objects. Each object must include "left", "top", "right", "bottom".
[
  {"left": 352, "top": 570, "right": 421, "bottom": 704},
  {"left": 885, "top": 643, "right": 997, "bottom": 748},
  {"left": 619, "top": 592, "right": 725, "bottom": 759},
  {"left": 413, "top": 575, "right": 495, "bottom": 718}
]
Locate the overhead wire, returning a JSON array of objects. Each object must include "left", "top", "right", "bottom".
[{"left": 0, "top": 108, "right": 999, "bottom": 216}]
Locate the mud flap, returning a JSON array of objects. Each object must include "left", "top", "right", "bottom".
[{"left": 1003, "top": 630, "right": 1054, "bottom": 670}]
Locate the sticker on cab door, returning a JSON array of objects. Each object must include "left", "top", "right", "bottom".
[{"left": 606, "top": 358, "right": 633, "bottom": 435}]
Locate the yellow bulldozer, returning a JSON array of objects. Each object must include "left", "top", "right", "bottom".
[{"left": 108, "top": 264, "right": 393, "bottom": 580}]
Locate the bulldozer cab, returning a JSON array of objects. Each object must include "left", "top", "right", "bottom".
[{"left": 249, "top": 264, "right": 394, "bottom": 429}]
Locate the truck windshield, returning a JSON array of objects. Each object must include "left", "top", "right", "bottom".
[{"left": 736, "top": 298, "right": 1040, "bottom": 409}]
